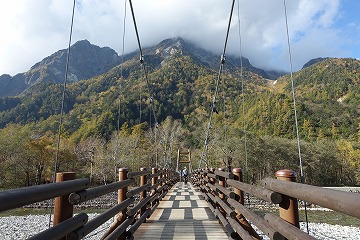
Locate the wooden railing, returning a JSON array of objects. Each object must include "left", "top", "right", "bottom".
[
  {"left": 0, "top": 167, "right": 178, "bottom": 240},
  {"left": 2, "top": 166, "right": 359, "bottom": 240},
  {"left": 191, "top": 168, "right": 360, "bottom": 240}
]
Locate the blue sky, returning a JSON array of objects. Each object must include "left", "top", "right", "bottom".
[
  {"left": 0, "top": 0, "right": 359, "bottom": 76},
  {"left": 335, "top": 0, "right": 360, "bottom": 58}
]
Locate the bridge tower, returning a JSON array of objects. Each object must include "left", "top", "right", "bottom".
[{"left": 176, "top": 148, "right": 192, "bottom": 173}]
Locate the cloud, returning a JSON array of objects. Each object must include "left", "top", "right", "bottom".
[{"left": 0, "top": 0, "right": 353, "bottom": 76}]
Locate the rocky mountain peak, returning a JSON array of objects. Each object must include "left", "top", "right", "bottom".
[
  {"left": 0, "top": 40, "right": 121, "bottom": 97},
  {"left": 0, "top": 37, "right": 288, "bottom": 98},
  {"left": 155, "top": 37, "right": 185, "bottom": 59}
]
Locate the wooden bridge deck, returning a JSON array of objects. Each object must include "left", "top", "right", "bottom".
[{"left": 134, "top": 182, "right": 229, "bottom": 239}]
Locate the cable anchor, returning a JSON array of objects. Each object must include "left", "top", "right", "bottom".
[{"left": 221, "top": 54, "right": 226, "bottom": 64}]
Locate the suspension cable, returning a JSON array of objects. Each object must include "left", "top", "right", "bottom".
[
  {"left": 128, "top": 0, "right": 161, "bottom": 170},
  {"left": 283, "top": 0, "right": 309, "bottom": 233},
  {"left": 48, "top": 0, "right": 76, "bottom": 228},
  {"left": 237, "top": 0, "right": 249, "bottom": 181},
  {"left": 199, "top": 0, "right": 236, "bottom": 169},
  {"left": 221, "top": 63, "right": 228, "bottom": 169},
  {"left": 115, "top": 0, "right": 127, "bottom": 181},
  {"left": 128, "top": 0, "right": 158, "bottom": 127}
]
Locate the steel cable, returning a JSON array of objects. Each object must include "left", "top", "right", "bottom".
[
  {"left": 199, "top": 0, "right": 236, "bottom": 169},
  {"left": 283, "top": 0, "right": 309, "bottom": 233},
  {"left": 48, "top": 0, "right": 76, "bottom": 228}
]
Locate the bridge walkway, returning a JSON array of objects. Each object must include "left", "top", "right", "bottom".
[{"left": 133, "top": 182, "right": 229, "bottom": 239}]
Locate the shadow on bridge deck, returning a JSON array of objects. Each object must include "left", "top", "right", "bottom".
[{"left": 134, "top": 182, "right": 229, "bottom": 240}]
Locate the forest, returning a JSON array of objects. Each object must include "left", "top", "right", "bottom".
[{"left": 0, "top": 56, "right": 359, "bottom": 189}]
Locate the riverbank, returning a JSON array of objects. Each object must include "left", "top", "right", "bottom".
[{"left": 1, "top": 213, "right": 359, "bottom": 239}]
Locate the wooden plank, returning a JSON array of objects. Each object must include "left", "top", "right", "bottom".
[{"left": 133, "top": 182, "right": 229, "bottom": 239}]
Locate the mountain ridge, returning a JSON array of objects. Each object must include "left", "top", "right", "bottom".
[
  {"left": 0, "top": 40, "right": 121, "bottom": 97},
  {"left": 0, "top": 37, "right": 285, "bottom": 98}
]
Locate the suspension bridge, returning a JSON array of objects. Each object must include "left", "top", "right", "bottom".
[
  {"left": 0, "top": 166, "right": 359, "bottom": 239},
  {"left": 0, "top": 0, "right": 359, "bottom": 239}
]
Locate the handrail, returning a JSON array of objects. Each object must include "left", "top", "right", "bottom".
[
  {"left": 0, "top": 178, "right": 89, "bottom": 212},
  {"left": 262, "top": 177, "right": 360, "bottom": 219},
  {"left": 126, "top": 183, "right": 151, "bottom": 198},
  {"left": 228, "top": 198, "right": 284, "bottom": 240},
  {"left": 214, "top": 169, "right": 234, "bottom": 179},
  {"left": 127, "top": 195, "right": 152, "bottom": 216},
  {"left": 28, "top": 213, "right": 88, "bottom": 240},
  {"left": 227, "top": 179, "right": 282, "bottom": 204},
  {"left": 103, "top": 217, "right": 134, "bottom": 240},
  {"left": 0, "top": 167, "right": 177, "bottom": 240},
  {"left": 69, "top": 179, "right": 134, "bottom": 205},
  {"left": 127, "top": 169, "right": 152, "bottom": 178},
  {"left": 4, "top": 165, "right": 358, "bottom": 239},
  {"left": 126, "top": 208, "right": 151, "bottom": 238},
  {"left": 264, "top": 213, "right": 316, "bottom": 240},
  {"left": 227, "top": 217, "right": 253, "bottom": 240},
  {"left": 67, "top": 198, "right": 135, "bottom": 240},
  {"left": 214, "top": 208, "right": 239, "bottom": 239},
  {"left": 215, "top": 195, "right": 236, "bottom": 218},
  {"left": 191, "top": 167, "right": 360, "bottom": 240},
  {"left": 214, "top": 182, "right": 235, "bottom": 199}
]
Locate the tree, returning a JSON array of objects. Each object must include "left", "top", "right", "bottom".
[
  {"left": 157, "top": 117, "right": 184, "bottom": 169},
  {"left": 0, "top": 124, "right": 32, "bottom": 187},
  {"left": 27, "top": 135, "right": 53, "bottom": 185},
  {"left": 337, "top": 139, "right": 360, "bottom": 185},
  {"left": 91, "top": 138, "right": 113, "bottom": 185}
]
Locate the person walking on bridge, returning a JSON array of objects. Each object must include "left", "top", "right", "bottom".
[{"left": 182, "top": 167, "right": 188, "bottom": 184}]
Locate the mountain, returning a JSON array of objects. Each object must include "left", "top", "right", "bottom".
[
  {"left": 302, "top": 57, "right": 328, "bottom": 69},
  {"left": 0, "top": 38, "right": 358, "bottom": 142},
  {"left": 0, "top": 73, "right": 28, "bottom": 97},
  {"left": 0, "top": 37, "right": 285, "bottom": 98},
  {"left": 144, "top": 37, "right": 274, "bottom": 79},
  {"left": 0, "top": 40, "right": 120, "bottom": 97},
  {"left": 0, "top": 37, "right": 274, "bottom": 136}
]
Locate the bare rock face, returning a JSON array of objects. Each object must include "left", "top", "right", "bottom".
[
  {"left": 0, "top": 73, "right": 28, "bottom": 97},
  {"left": 0, "top": 40, "right": 120, "bottom": 97},
  {"left": 0, "top": 37, "right": 287, "bottom": 98},
  {"left": 151, "top": 37, "right": 275, "bottom": 79}
]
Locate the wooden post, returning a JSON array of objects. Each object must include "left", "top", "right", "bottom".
[
  {"left": 152, "top": 167, "right": 158, "bottom": 207},
  {"left": 232, "top": 168, "right": 244, "bottom": 204},
  {"left": 188, "top": 148, "right": 191, "bottom": 173},
  {"left": 118, "top": 168, "right": 128, "bottom": 208},
  {"left": 53, "top": 172, "right": 75, "bottom": 226},
  {"left": 233, "top": 168, "right": 261, "bottom": 239},
  {"left": 276, "top": 169, "right": 300, "bottom": 228},
  {"left": 140, "top": 167, "right": 147, "bottom": 221},
  {"left": 164, "top": 168, "right": 168, "bottom": 190},
  {"left": 117, "top": 167, "right": 128, "bottom": 240},
  {"left": 158, "top": 169, "right": 162, "bottom": 197},
  {"left": 209, "top": 168, "right": 215, "bottom": 196},
  {"left": 176, "top": 148, "right": 180, "bottom": 172},
  {"left": 218, "top": 168, "right": 225, "bottom": 200},
  {"left": 102, "top": 167, "right": 128, "bottom": 240}
]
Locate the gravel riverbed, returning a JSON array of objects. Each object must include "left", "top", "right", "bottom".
[{"left": 1, "top": 214, "right": 360, "bottom": 239}]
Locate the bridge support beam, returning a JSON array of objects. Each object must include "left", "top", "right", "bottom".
[
  {"left": 232, "top": 168, "right": 261, "bottom": 239},
  {"left": 53, "top": 172, "right": 75, "bottom": 227},
  {"left": 275, "top": 169, "right": 299, "bottom": 228},
  {"left": 151, "top": 168, "right": 158, "bottom": 207},
  {"left": 140, "top": 167, "right": 147, "bottom": 222},
  {"left": 102, "top": 167, "right": 128, "bottom": 240}
]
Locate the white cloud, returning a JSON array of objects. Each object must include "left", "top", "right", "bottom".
[{"left": 0, "top": 0, "right": 353, "bottom": 76}]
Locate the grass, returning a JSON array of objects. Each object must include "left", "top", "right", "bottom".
[
  {"left": 0, "top": 208, "right": 50, "bottom": 217},
  {"left": 253, "top": 208, "right": 360, "bottom": 227},
  {"left": 299, "top": 210, "right": 360, "bottom": 227}
]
